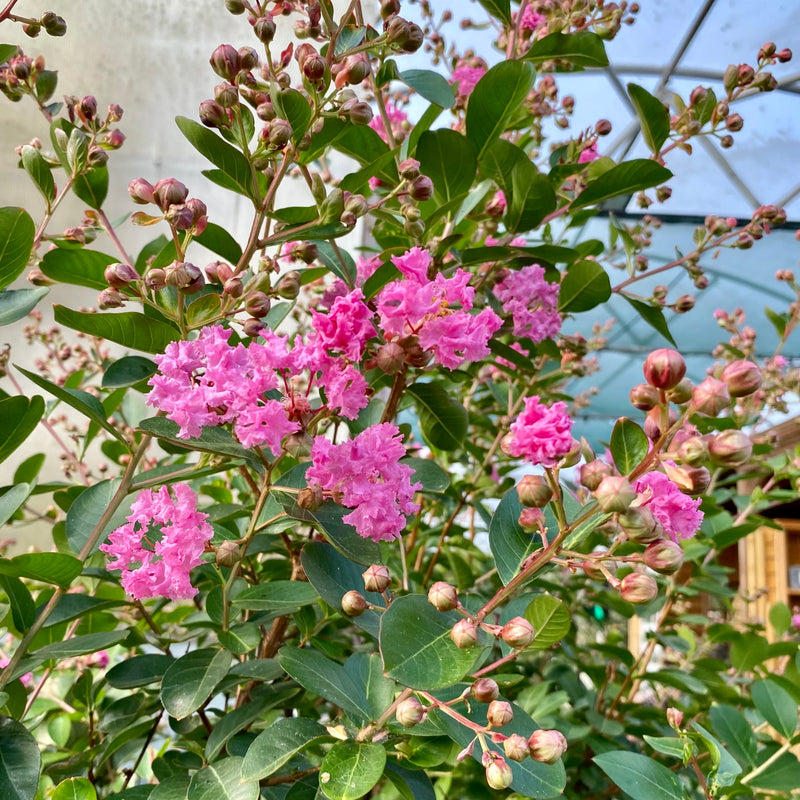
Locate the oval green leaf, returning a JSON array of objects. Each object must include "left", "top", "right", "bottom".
[
  {"left": 187, "top": 758, "right": 258, "bottom": 800},
  {"left": 523, "top": 31, "right": 609, "bottom": 67},
  {"left": 628, "top": 83, "right": 670, "bottom": 154},
  {"left": 751, "top": 679, "right": 798, "bottom": 739},
  {"left": 417, "top": 129, "right": 477, "bottom": 203},
  {"left": 320, "top": 741, "right": 386, "bottom": 800},
  {"left": 573, "top": 160, "right": 672, "bottom": 209},
  {"left": 525, "top": 594, "right": 571, "bottom": 650},
  {"left": 0, "top": 484, "right": 31, "bottom": 527},
  {"left": 0, "top": 207, "right": 35, "bottom": 290},
  {"left": 102, "top": 356, "right": 157, "bottom": 389},
  {"left": 610, "top": 417, "right": 648, "bottom": 475},
  {"left": 65, "top": 478, "right": 134, "bottom": 556},
  {"left": 559, "top": 260, "right": 611, "bottom": 313},
  {"left": 593, "top": 751, "right": 684, "bottom": 800},
  {"left": 231, "top": 580, "right": 318, "bottom": 611},
  {"left": 407, "top": 382, "right": 468, "bottom": 452},
  {"left": 39, "top": 249, "right": 117, "bottom": 290},
  {"left": 0, "top": 552, "right": 82, "bottom": 586},
  {"left": 52, "top": 777, "right": 97, "bottom": 800},
  {"left": 0, "top": 396, "right": 44, "bottom": 465},
  {"left": 160, "top": 648, "right": 231, "bottom": 720},
  {"left": 399, "top": 69, "right": 454, "bottom": 108},
  {"left": 241, "top": 716, "right": 329, "bottom": 782},
  {"left": 106, "top": 654, "right": 175, "bottom": 689},
  {"left": 0, "top": 287, "right": 48, "bottom": 326},
  {"left": 0, "top": 716, "right": 41, "bottom": 800}
]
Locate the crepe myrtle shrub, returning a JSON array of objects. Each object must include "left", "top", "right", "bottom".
[{"left": 0, "top": 1, "right": 798, "bottom": 799}]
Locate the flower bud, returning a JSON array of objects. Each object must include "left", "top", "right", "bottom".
[
  {"left": 199, "top": 99, "right": 229, "bottom": 128},
  {"left": 215, "top": 540, "right": 242, "bottom": 567},
  {"left": 620, "top": 572, "right": 658, "bottom": 604},
  {"left": 692, "top": 376, "right": 730, "bottom": 416},
  {"left": 579, "top": 459, "right": 614, "bottom": 491},
  {"left": 396, "top": 696, "right": 425, "bottom": 727},
  {"left": 667, "top": 707, "right": 684, "bottom": 729},
  {"left": 644, "top": 405, "right": 677, "bottom": 440},
  {"left": 268, "top": 119, "right": 293, "bottom": 148},
  {"left": 341, "top": 590, "right": 368, "bottom": 616},
  {"left": 244, "top": 291, "right": 271, "bottom": 318},
  {"left": 484, "top": 756, "right": 513, "bottom": 790},
  {"left": 128, "top": 177, "right": 155, "bottom": 205},
  {"left": 210, "top": 44, "right": 241, "bottom": 82},
  {"left": 663, "top": 462, "right": 710, "bottom": 495},
  {"left": 375, "top": 341, "right": 406, "bottom": 374},
  {"left": 362, "top": 564, "right": 390, "bottom": 593},
  {"left": 428, "top": 581, "right": 458, "bottom": 611},
  {"left": 594, "top": 475, "right": 635, "bottom": 513},
  {"left": 98, "top": 288, "right": 124, "bottom": 309},
  {"left": 629, "top": 382, "right": 660, "bottom": 410},
  {"left": 276, "top": 271, "right": 301, "bottom": 299},
  {"left": 153, "top": 178, "right": 189, "bottom": 211},
  {"left": 225, "top": 0, "right": 246, "bottom": 12},
  {"left": 284, "top": 432, "right": 313, "bottom": 458},
  {"left": 518, "top": 507, "right": 544, "bottom": 532},
  {"left": 708, "top": 429, "right": 752, "bottom": 466},
  {"left": 667, "top": 378, "right": 694, "bottom": 405},
  {"left": 501, "top": 616, "right": 535, "bottom": 649},
  {"left": 596, "top": 118, "right": 613, "bottom": 135},
  {"left": 487, "top": 700, "right": 514, "bottom": 727},
  {"left": 344, "top": 193, "right": 369, "bottom": 218},
  {"left": 42, "top": 12, "right": 66, "bottom": 36},
  {"left": 297, "top": 485, "right": 323, "bottom": 511},
  {"left": 450, "top": 619, "right": 479, "bottom": 649},
  {"left": 253, "top": 16, "right": 276, "bottom": 43},
  {"left": 725, "top": 113, "right": 744, "bottom": 132},
  {"left": 399, "top": 158, "right": 420, "bottom": 180},
  {"left": 403, "top": 22, "right": 424, "bottom": 53},
  {"left": 223, "top": 276, "right": 243, "bottom": 298},
  {"left": 517, "top": 475, "right": 553, "bottom": 508},
  {"left": 528, "top": 729, "right": 568, "bottom": 764},
  {"left": 471, "top": 678, "right": 499, "bottom": 703},
  {"left": 677, "top": 435, "right": 708, "bottom": 465},
  {"left": 721, "top": 360, "right": 762, "bottom": 397},
  {"left": 643, "top": 348, "right": 686, "bottom": 390},
  {"left": 104, "top": 262, "right": 139, "bottom": 288},
  {"left": 408, "top": 175, "right": 434, "bottom": 201},
  {"left": 145, "top": 268, "right": 167, "bottom": 291},
  {"left": 644, "top": 539, "right": 685, "bottom": 575},
  {"left": 347, "top": 101, "right": 373, "bottom": 126},
  {"left": 503, "top": 733, "right": 530, "bottom": 762},
  {"left": 618, "top": 507, "right": 661, "bottom": 543}
]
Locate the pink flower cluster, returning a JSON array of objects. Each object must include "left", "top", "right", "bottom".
[
  {"left": 376, "top": 247, "right": 502, "bottom": 369},
  {"left": 369, "top": 101, "right": 408, "bottom": 144},
  {"left": 451, "top": 65, "right": 486, "bottom": 96},
  {"left": 578, "top": 143, "right": 599, "bottom": 163},
  {"left": 306, "top": 424, "right": 421, "bottom": 542},
  {"left": 100, "top": 484, "right": 213, "bottom": 600},
  {"left": 506, "top": 396, "right": 573, "bottom": 466},
  {"left": 494, "top": 264, "right": 562, "bottom": 342},
  {"left": 633, "top": 471, "right": 703, "bottom": 542},
  {"left": 520, "top": 7, "right": 547, "bottom": 31}
]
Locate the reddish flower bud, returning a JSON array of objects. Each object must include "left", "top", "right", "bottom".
[
  {"left": 518, "top": 507, "right": 544, "bottom": 532},
  {"left": 484, "top": 755, "right": 513, "bottom": 790},
  {"left": 618, "top": 507, "right": 661, "bottom": 543},
  {"left": 375, "top": 341, "right": 406, "bottom": 374},
  {"left": 396, "top": 696, "right": 425, "bottom": 727},
  {"left": 629, "top": 382, "right": 660, "bottom": 410},
  {"left": 450, "top": 619, "right": 479, "bottom": 649},
  {"left": 128, "top": 177, "right": 155, "bottom": 205},
  {"left": 268, "top": 119, "right": 293, "bottom": 148},
  {"left": 153, "top": 178, "right": 189, "bottom": 211},
  {"left": 579, "top": 459, "right": 614, "bottom": 491},
  {"left": 214, "top": 82, "right": 239, "bottom": 108},
  {"left": 164, "top": 203, "right": 194, "bottom": 231},
  {"left": 275, "top": 271, "right": 301, "bottom": 299},
  {"left": 596, "top": 118, "right": 612, "bottom": 135},
  {"left": 341, "top": 590, "right": 368, "bottom": 616},
  {"left": 487, "top": 700, "right": 514, "bottom": 727},
  {"left": 408, "top": 175, "right": 434, "bottom": 202},
  {"left": 663, "top": 462, "right": 710, "bottom": 495},
  {"left": 399, "top": 158, "right": 421, "bottom": 180},
  {"left": 620, "top": 572, "right": 658, "bottom": 604},
  {"left": 644, "top": 405, "right": 677, "bottom": 440},
  {"left": 667, "top": 707, "right": 684, "bottom": 729},
  {"left": 501, "top": 616, "right": 535, "bottom": 649},
  {"left": 471, "top": 678, "right": 499, "bottom": 703},
  {"left": 643, "top": 348, "right": 686, "bottom": 390},
  {"left": 98, "top": 288, "right": 124, "bottom": 309},
  {"left": 244, "top": 291, "right": 271, "bottom": 318},
  {"left": 348, "top": 101, "right": 373, "bottom": 126},
  {"left": 721, "top": 360, "right": 762, "bottom": 397},
  {"left": 104, "top": 262, "right": 139, "bottom": 288},
  {"left": 253, "top": 16, "right": 276, "bottom": 43},
  {"left": 297, "top": 485, "right": 323, "bottom": 511},
  {"left": 517, "top": 475, "right": 553, "bottom": 508},
  {"left": 708, "top": 430, "right": 752, "bottom": 466},
  {"left": 223, "top": 276, "right": 243, "bottom": 298},
  {"left": 725, "top": 113, "right": 744, "bottom": 132},
  {"left": 594, "top": 475, "right": 635, "bottom": 513},
  {"left": 362, "top": 564, "right": 390, "bottom": 593},
  {"left": 677, "top": 435, "right": 708, "bottom": 465},
  {"left": 528, "top": 729, "right": 568, "bottom": 764},
  {"left": 504, "top": 733, "right": 530, "bottom": 762},
  {"left": 145, "top": 268, "right": 167, "bottom": 291},
  {"left": 667, "top": 378, "right": 694, "bottom": 405},
  {"left": 210, "top": 44, "right": 241, "bottom": 82},
  {"left": 692, "top": 376, "right": 730, "bottom": 416},
  {"left": 428, "top": 581, "right": 458, "bottom": 611},
  {"left": 644, "top": 539, "right": 685, "bottom": 574}
]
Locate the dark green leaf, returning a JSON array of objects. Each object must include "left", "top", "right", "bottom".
[
  {"left": 277, "top": 645, "right": 371, "bottom": 723},
  {"left": 730, "top": 632, "right": 768, "bottom": 672},
  {"left": 73, "top": 165, "right": 109, "bottom": 210},
  {"left": 623, "top": 296, "right": 676, "bottom": 346},
  {"left": 489, "top": 487, "right": 542, "bottom": 585},
  {"left": 21, "top": 145, "right": 55, "bottom": 205},
  {"left": 379, "top": 595, "right": 487, "bottom": 690},
  {"left": 523, "top": 31, "right": 609, "bottom": 67},
  {"left": 231, "top": 581, "right": 319, "bottom": 611},
  {"left": 281, "top": 89, "right": 312, "bottom": 144},
  {"left": 403, "top": 457, "right": 450, "bottom": 493},
  {"left": 407, "top": 382, "right": 468, "bottom": 452},
  {"left": 627, "top": 83, "right": 670, "bottom": 153},
  {"left": 319, "top": 741, "right": 385, "bottom": 800},
  {"left": 573, "top": 159, "right": 672, "bottom": 209},
  {"left": 187, "top": 757, "right": 258, "bottom": 800},
  {"left": 0, "top": 716, "right": 41, "bottom": 800},
  {"left": 160, "top": 648, "right": 231, "bottom": 720},
  {"left": 0, "top": 45, "right": 18, "bottom": 62},
  {"left": 0, "top": 207, "right": 35, "bottom": 290},
  {"left": 691, "top": 722, "right": 742, "bottom": 788},
  {"left": 0, "top": 575, "right": 36, "bottom": 632},
  {"left": 751, "top": 679, "right": 798, "bottom": 739},
  {"left": 475, "top": 0, "right": 511, "bottom": 24},
  {"left": 558, "top": 260, "right": 611, "bottom": 313},
  {"left": 195, "top": 222, "right": 242, "bottom": 264},
  {"left": 399, "top": 69, "right": 454, "bottom": 108},
  {"left": 175, "top": 117, "right": 254, "bottom": 199},
  {"left": 0, "top": 553, "right": 81, "bottom": 586},
  {"left": 241, "top": 717, "right": 329, "bottom": 782},
  {"left": 13, "top": 453, "right": 45, "bottom": 485},
  {"left": 0, "top": 287, "right": 48, "bottom": 326},
  {"left": 106, "top": 655, "right": 175, "bottom": 689},
  {"left": 39, "top": 248, "right": 117, "bottom": 290},
  {"left": 466, "top": 61, "right": 536, "bottom": 158},
  {"left": 610, "top": 418, "right": 648, "bottom": 474},
  {"left": 102, "top": 356, "right": 157, "bottom": 389},
  {"left": 315, "top": 240, "right": 356, "bottom": 285},
  {"left": 32, "top": 630, "right": 129, "bottom": 662},
  {"left": 643, "top": 735, "right": 685, "bottom": 760},
  {"left": 593, "top": 751, "right": 684, "bottom": 800},
  {"left": 417, "top": 130, "right": 477, "bottom": 203},
  {"left": 525, "top": 594, "right": 571, "bottom": 650},
  {"left": 65, "top": 478, "right": 134, "bottom": 556},
  {"left": 0, "top": 484, "right": 31, "bottom": 527},
  {"left": 748, "top": 744, "right": 800, "bottom": 792},
  {"left": 0, "top": 396, "right": 44, "bottom": 464}
]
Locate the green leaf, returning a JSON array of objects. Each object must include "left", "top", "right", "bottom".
[
  {"left": 0, "top": 45, "right": 18, "bottom": 63},
  {"left": 31, "top": 630, "right": 129, "bottom": 662},
  {"left": 466, "top": 61, "right": 536, "bottom": 159},
  {"left": 73, "top": 165, "right": 109, "bottom": 210},
  {"left": 403, "top": 457, "right": 450, "bottom": 493},
  {"left": 17, "top": 365, "right": 127, "bottom": 446},
  {"left": 407, "top": 382, "right": 468, "bottom": 452},
  {"left": 623, "top": 296, "right": 676, "bottom": 346},
  {"left": 195, "top": 222, "right": 242, "bottom": 264},
  {"left": 39, "top": 248, "right": 117, "bottom": 290},
  {"left": 475, "top": 0, "right": 511, "bottom": 24},
  {"left": 231, "top": 581, "right": 319, "bottom": 611},
  {"left": 417, "top": 129, "right": 476, "bottom": 203},
  {"left": 102, "top": 356, "right": 157, "bottom": 389},
  {"left": 751, "top": 679, "right": 798, "bottom": 739},
  {"left": 748, "top": 744, "right": 800, "bottom": 792},
  {"left": 175, "top": 117, "right": 254, "bottom": 199},
  {"left": 160, "top": 648, "right": 231, "bottom": 720},
  {"left": 277, "top": 645, "right": 371, "bottom": 723},
  {"left": 106, "top": 655, "right": 174, "bottom": 689},
  {"left": 610, "top": 418, "right": 649, "bottom": 474},
  {"left": 643, "top": 735, "right": 686, "bottom": 760},
  {"left": 379, "top": 595, "right": 487, "bottom": 690},
  {"left": 334, "top": 25, "right": 365, "bottom": 55},
  {"left": 573, "top": 159, "right": 672, "bottom": 209},
  {"left": 489, "top": 486, "right": 542, "bottom": 585},
  {"left": 320, "top": 741, "right": 386, "bottom": 800},
  {"left": 399, "top": 69, "right": 454, "bottom": 108},
  {"left": 0, "top": 396, "right": 44, "bottom": 464},
  {"left": 241, "top": 717, "right": 329, "bottom": 782},
  {"left": 769, "top": 602, "right": 792, "bottom": 637},
  {"left": 691, "top": 722, "right": 742, "bottom": 788},
  {"left": 52, "top": 777, "right": 97, "bottom": 800},
  {"left": 0, "top": 287, "right": 48, "bottom": 326},
  {"left": 730, "top": 632, "right": 769, "bottom": 672},
  {"left": 0, "top": 575, "right": 36, "bottom": 632},
  {"left": 525, "top": 595, "right": 571, "bottom": 650},
  {"left": 0, "top": 208, "right": 35, "bottom": 290},
  {"left": 53, "top": 305, "right": 180, "bottom": 354},
  {"left": 13, "top": 453, "right": 45, "bottom": 485},
  {"left": 0, "top": 716, "right": 41, "bottom": 800},
  {"left": 0, "top": 553, "right": 81, "bottom": 586},
  {"left": 65, "top": 478, "right": 134, "bottom": 556},
  {"left": 345, "top": 653, "right": 395, "bottom": 721},
  {"left": 21, "top": 145, "right": 55, "bottom": 205},
  {"left": 301, "top": 542, "right": 384, "bottom": 638},
  {"left": 593, "top": 751, "right": 684, "bottom": 800},
  {"left": 0, "top": 484, "right": 31, "bottom": 527},
  {"left": 281, "top": 89, "right": 313, "bottom": 144},
  {"left": 559, "top": 260, "right": 611, "bottom": 312},
  {"left": 627, "top": 83, "right": 670, "bottom": 153},
  {"left": 187, "top": 757, "right": 258, "bottom": 800},
  {"left": 523, "top": 31, "right": 609, "bottom": 67}
]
